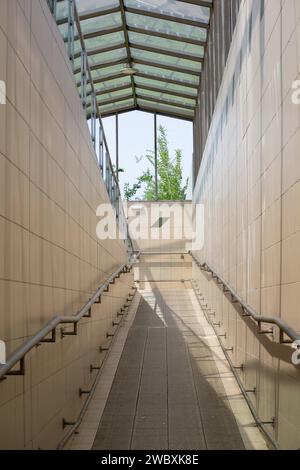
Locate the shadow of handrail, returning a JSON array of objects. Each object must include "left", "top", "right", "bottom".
[{"left": 189, "top": 251, "right": 300, "bottom": 345}]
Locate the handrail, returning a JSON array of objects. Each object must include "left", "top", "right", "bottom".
[
  {"left": 189, "top": 251, "right": 300, "bottom": 344},
  {"left": 47, "top": 0, "right": 132, "bottom": 257},
  {"left": 0, "top": 252, "right": 140, "bottom": 381}
]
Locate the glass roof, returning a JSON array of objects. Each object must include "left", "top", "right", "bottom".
[{"left": 56, "top": 0, "right": 212, "bottom": 120}]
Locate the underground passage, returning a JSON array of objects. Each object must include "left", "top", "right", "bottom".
[{"left": 0, "top": 0, "right": 300, "bottom": 457}]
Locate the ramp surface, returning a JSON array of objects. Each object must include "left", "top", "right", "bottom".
[{"left": 92, "top": 286, "right": 245, "bottom": 450}]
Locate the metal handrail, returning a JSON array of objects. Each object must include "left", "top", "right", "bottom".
[
  {"left": 0, "top": 252, "right": 140, "bottom": 381},
  {"left": 47, "top": 1, "right": 132, "bottom": 255},
  {"left": 189, "top": 251, "right": 300, "bottom": 344}
]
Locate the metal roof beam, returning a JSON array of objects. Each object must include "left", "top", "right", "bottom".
[
  {"left": 133, "top": 58, "right": 201, "bottom": 77},
  {"left": 135, "top": 72, "right": 199, "bottom": 89},
  {"left": 80, "top": 58, "right": 202, "bottom": 79},
  {"left": 99, "top": 92, "right": 133, "bottom": 107},
  {"left": 95, "top": 82, "right": 197, "bottom": 101},
  {"left": 178, "top": 0, "right": 213, "bottom": 8},
  {"left": 88, "top": 105, "right": 136, "bottom": 119},
  {"left": 129, "top": 42, "right": 204, "bottom": 63},
  {"left": 136, "top": 94, "right": 195, "bottom": 110},
  {"left": 57, "top": 6, "right": 121, "bottom": 25},
  {"left": 74, "top": 42, "right": 126, "bottom": 60},
  {"left": 137, "top": 105, "right": 194, "bottom": 122},
  {"left": 127, "top": 25, "right": 206, "bottom": 47},
  {"left": 87, "top": 71, "right": 199, "bottom": 90},
  {"left": 125, "top": 6, "right": 209, "bottom": 29},
  {"left": 74, "top": 57, "right": 125, "bottom": 74},
  {"left": 99, "top": 105, "right": 194, "bottom": 122},
  {"left": 135, "top": 84, "right": 197, "bottom": 100},
  {"left": 83, "top": 25, "right": 123, "bottom": 40},
  {"left": 91, "top": 73, "right": 130, "bottom": 85},
  {"left": 100, "top": 105, "right": 136, "bottom": 119},
  {"left": 95, "top": 84, "right": 133, "bottom": 97},
  {"left": 80, "top": 6, "right": 121, "bottom": 21},
  {"left": 119, "top": 0, "right": 137, "bottom": 107}
]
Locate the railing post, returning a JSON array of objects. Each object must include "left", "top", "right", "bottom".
[
  {"left": 80, "top": 51, "right": 87, "bottom": 110},
  {"left": 106, "top": 153, "right": 111, "bottom": 197},
  {"left": 67, "top": 0, "right": 75, "bottom": 68},
  {"left": 99, "top": 125, "right": 104, "bottom": 176},
  {"left": 116, "top": 187, "right": 120, "bottom": 221},
  {"left": 116, "top": 112, "right": 119, "bottom": 181},
  {"left": 154, "top": 112, "right": 158, "bottom": 200},
  {"left": 91, "top": 93, "right": 97, "bottom": 149}
]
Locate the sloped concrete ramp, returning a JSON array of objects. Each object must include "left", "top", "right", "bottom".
[{"left": 92, "top": 285, "right": 246, "bottom": 450}]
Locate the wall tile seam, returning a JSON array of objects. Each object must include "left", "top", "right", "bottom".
[
  {"left": 196, "top": 1, "right": 287, "bottom": 195},
  {"left": 0, "top": 150, "right": 106, "bottom": 243},
  {"left": 197, "top": 1, "right": 248, "bottom": 146},
  {"left": 0, "top": 182, "right": 124, "bottom": 268},
  {"left": 245, "top": 16, "right": 298, "bottom": 103},
  {"left": 1, "top": 325, "right": 131, "bottom": 402},
  {"left": 32, "top": 2, "right": 79, "bottom": 111},
  {"left": 38, "top": 0, "right": 77, "bottom": 91},
  {"left": 28, "top": 85, "right": 108, "bottom": 205},
  {"left": 27, "top": 29, "right": 109, "bottom": 198},
  {"left": 0, "top": 227, "right": 123, "bottom": 277},
  {"left": 0, "top": 5, "right": 32, "bottom": 76},
  {"left": 262, "top": 238, "right": 283, "bottom": 252},
  {"left": 0, "top": 343, "right": 106, "bottom": 392},
  {"left": 0, "top": 348, "right": 107, "bottom": 405},
  {"left": 0, "top": 276, "right": 132, "bottom": 298},
  {"left": 2, "top": 95, "right": 106, "bottom": 212},
  {"left": 28, "top": 224, "right": 122, "bottom": 272}
]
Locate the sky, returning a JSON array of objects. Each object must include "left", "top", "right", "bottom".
[{"left": 102, "top": 110, "right": 193, "bottom": 200}]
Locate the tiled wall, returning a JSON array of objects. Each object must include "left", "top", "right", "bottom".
[
  {"left": 127, "top": 201, "right": 192, "bottom": 284},
  {"left": 135, "top": 253, "right": 192, "bottom": 285},
  {"left": 193, "top": 0, "right": 300, "bottom": 449},
  {"left": 128, "top": 201, "right": 193, "bottom": 254},
  {"left": 0, "top": 0, "right": 133, "bottom": 449}
]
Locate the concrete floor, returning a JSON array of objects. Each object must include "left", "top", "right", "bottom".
[
  {"left": 91, "top": 286, "right": 245, "bottom": 450},
  {"left": 68, "top": 284, "right": 268, "bottom": 450}
]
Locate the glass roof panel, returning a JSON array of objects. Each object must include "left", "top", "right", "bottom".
[
  {"left": 58, "top": 23, "right": 68, "bottom": 41},
  {"left": 124, "top": 0, "right": 211, "bottom": 23},
  {"left": 56, "top": 0, "right": 68, "bottom": 22},
  {"left": 100, "top": 98, "right": 135, "bottom": 114},
  {"left": 131, "top": 48, "right": 202, "bottom": 73},
  {"left": 126, "top": 12, "right": 207, "bottom": 42},
  {"left": 74, "top": 39, "right": 82, "bottom": 55},
  {"left": 89, "top": 48, "right": 127, "bottom": 66},
  {"left": 134, "top": 76, "right": 198, "bottom": 96},
  {"left": 80, "top": 12, "right": 122, "bottom": 35},
  {"left": 54, "top": 0, "right": 213, "bottom": 119},
  {"left": 137, "top": 99, "right": 194, "bottom": 118},
  {"left": 84, "top": 32, "right": 124, "bottom": 51},
  {"left": 98, "top": 87, "right": 133, "bottom": 102},
  {"left": 76, "top": 0, "right": 119, "bottom": 14},
  {"left": 135, "top": 87, "right": 196, "bottom": 107},
  {"left": 128, "top": 31, "right": 204, "bottom": 58},
  {"left": 74, "top": 56, "right": 82, "bottom": 71},
  {"left": 94, "top": 76, "right": 132, "bottom": 92},
  {"left": 91, "top": 64, "right": 126, "bottom": 80},
  {"left": 132, "top": 62, "right": 200, "bottom": 86}
]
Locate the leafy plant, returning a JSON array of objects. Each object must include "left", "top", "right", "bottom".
[{"left": 124, "top": 125, "right": 188, "bottom": 201}]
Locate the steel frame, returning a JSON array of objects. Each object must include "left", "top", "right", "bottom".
[{"left": 56, "top": 0, "right": 213, "bottom": 119}]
